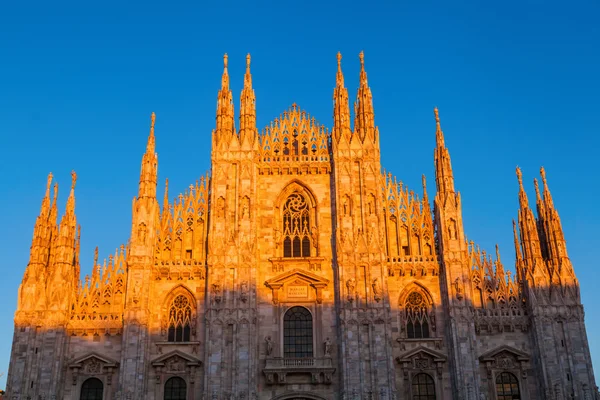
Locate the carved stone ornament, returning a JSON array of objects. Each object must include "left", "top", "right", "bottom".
[
  {"left": 166, "top": 355, "right": 185, "bottom": 372},
  {"left": 84, "top": 357, "right": 102, "bottom": 374}
]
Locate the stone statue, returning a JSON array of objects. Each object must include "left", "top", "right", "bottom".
[
  {"left": 265, "top": 336, "right": 273, "bottom": 356},
  {"left": 372, "top": 278, "right": 382, "bottom": 302},
  {"left": 274, "top": 228, "right": 281, "bottom": 248},
  {"left": 324, "top": 337, "right": 332, "bottom": 356},
  {"left": 346, "top": 278, "right": 356, "bottom": 302}
]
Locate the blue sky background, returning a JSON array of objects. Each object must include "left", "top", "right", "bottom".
[{"left": 0, "top": 0, "right": 599, "bottom": 389}]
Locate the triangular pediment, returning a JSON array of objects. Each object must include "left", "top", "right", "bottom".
[
  {"left": 265, "top": 268, "right": 329, "bottom": 289},
  {"left": 479, "top": 345, "right": 529, "bottom": 362},
  {"left": 151, "top": 349, "right": 202, "bottom": 367},
  {"left": 69, "top": 352, "right": 119, "bottom": 368},
  {"left": 397, "top": 346, "right": 447, "bottom": 363}
]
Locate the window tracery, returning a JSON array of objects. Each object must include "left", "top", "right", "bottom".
[
  {"left": 405, "top": 292, "right": 431, "bottom": 339},
  {"left": 167, "top": 295, "right": 192, "bottom": 342},
  {"left": 282, "top": 193, "right": 311, "bottom": 258}
]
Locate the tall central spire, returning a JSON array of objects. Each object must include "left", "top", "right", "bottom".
[
  {"left": 353, "top": 51, "right": 375, "bottom": 142},
  {"left": 138, "top": 113, "right": 158, "bottom": 199},
  {"left": 433, "top": 108, "right": 455, "bottom": 195},
  {"left": 333, "top": 52, "right": 351, "bottom": 143},
  {"left": 239, "top": 53, "right": 256, "bottom": 144}
]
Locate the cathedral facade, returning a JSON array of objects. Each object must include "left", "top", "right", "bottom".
[{"left": 5, "top": 52, "right": 598, "bottom": 400}]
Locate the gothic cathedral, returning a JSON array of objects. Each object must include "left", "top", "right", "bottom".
[{"left": 6, "top": 52, "right": 597, "bottom": 400}]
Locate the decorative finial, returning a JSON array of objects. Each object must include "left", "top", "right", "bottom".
[
  {"left": 533, "top": 178, "right": 541, "bottom": 199},
  {"left": 246, "top": 53, "right": 251, "bottom": 68},
  {"left": 540, "top": 166, "right": 547, "bottom": 185},
  {"left": 337, "top": 52, "right": 342, "bottom": 65},
  {"left": 46, "top": 172, "right": 53, "bottom": 191},
  {"left": 150, "top": 112, "right": 156, "bottom": 129},
  {"left": 94, "top": 246, "right": 99, "bottom": 266},
  {"left": 495, "top": 244, "right": 501, "bottom": 263},
  {"left": 71, "top": 170, "right": 77, "bottom": 190},
  {"left": 434, "top": 107, "right": 440, "bottom": 124},
  {"left": 516, "top": 166, "right": 523, "bottom": 186},
  {"left": 359, "top": 51, "right": 365, "bottom": 66},
  {"left": 422, "top": 174, "right": 427, "bottom": 193},
  {"left": 223, "top": 53, "right": 228, "bottom": 69}
]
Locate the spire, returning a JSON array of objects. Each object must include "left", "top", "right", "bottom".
[
  {"left": 359, "top": 51, "right": 368, "bottom": 86},
  {"left": 336, "top": 51, "right": 344, "bottom": 87},
  {"left": 66, "top": 170, "right": 77, "bottom": 217},
  {"left": 239, "top": 53, "right": 257, "bottom": 143},
  {"left": 434, "top": 107, "right": 445, "bottom": 148},
  {"left": 540, "top": 167, "right": 554, "bottom": 209},
  {"left": 41, "top": 172, "right": 53, "bottom": 216},
  {"left": 516, "top": 166, "right": 529, "bottom": 210},
  {"left": 147, "top": 112, "right": 156, "bottom": 153},
  {"left": 353, "top": 51, "right": 375, "bottom": 142},
  {"left": 138, "top": 113, "right": 158, "bottom": 199},
  {"left": 513, "top": 220, "right": 523, "bottom": 262},
  {"left": 433, "top": 108, "right": 455, "bottom": 195},
  {"left": 215, "top": 53, "right": 235, "bottom": 144},
  {"left": 163, "top": 178, "right": 169, "bottom": 212},
  {"left": 222, "top": 53, "right": 229, "bottom": 90},
  {"left": 333, "top": 52, "right": 351, "bottom": 143},
  {"left": 422, "top": 174, "right": 429, "bottom": 204}
]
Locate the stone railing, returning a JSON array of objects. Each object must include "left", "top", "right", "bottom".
[{"left": 263, "top": 357, "right": 335, "bottom": 385}]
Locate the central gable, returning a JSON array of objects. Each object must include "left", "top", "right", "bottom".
[{"left": 258, "top": 104, "right": 331, "bottom": 174}]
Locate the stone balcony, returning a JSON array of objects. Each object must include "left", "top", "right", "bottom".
[{"left": 263, "top": 357, "right": 335, "bottom": 385}]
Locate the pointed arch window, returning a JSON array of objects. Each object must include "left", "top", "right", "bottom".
[
  {"left": 411, "top": 373, "right": 436, "bottom": 399},
  {"left": 283, "top": 306, "right": 313, "bottom": 358},
  {"left": 282, "top": 193, "right": 311, "bottom": 258},
  {"left": 496, "top": 372, "right": 520, "bottom": 400},
  {"left": 405, "top": 292, "right": 430, "bottom": 339},
  {"left": 80, "top": 378, "right": 103, "bottom": 400},
  {"left": 168, "top": 295, "right": 192, "bottom": 342},
  {"left": 164, "top": 376, "right": 187, "bottom": 400}
]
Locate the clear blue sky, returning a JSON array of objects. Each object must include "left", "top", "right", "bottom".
[{"left": 0, "top": 0, "right": 598, "bottom": 389}]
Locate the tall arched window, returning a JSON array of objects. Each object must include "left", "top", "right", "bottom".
[
  {"left": 168, "top": 295, "right": 192, "bottom": 342},
  {"left": 282, "top": 193, "right": 311, "bottom": 258},
  {"left": 405, "top": 292, "right": 430, "bottom": 339},
  {"left": 496, "top": 372, "right": 520, "bottom": 400},
  {"left": 80, "top": 377, "right": 103, "bottom": 400},
  {"left": 411, "top": 373, "right": 436, "bottom": 399},
  {"left": 283, "top": 306, "right": 313, "bottom": 358},
  {"left": 164, "top": 377, "right": 187, "bottom": 400}
]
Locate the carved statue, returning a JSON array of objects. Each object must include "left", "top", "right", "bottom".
[
  {"left": 454, "top": 278, "right": 464, "bottom": 301},
  {"left": 138, "top": 223, "right": 147, "bottom": 243},
  {"left": 241, "top": 197, "right": 250, "bottom": 219},
  {"left": 311, "top": 226, "right": 318, "bottom": 248},
  {"left": 324, "top": 337, "right": 332, "bottom": 356},
  {"left": 274, "top": 228, "right": 281, "bottom": 249},
  {"left": 372, "top": 278, "right": 382, "bottom": 302},
  {"left": 265, "top": 336, "right": 273, "bottom": 356},
  {"left": 240, "top": 281, "right": 249, "bottom": 303},
  {"left": 346, "top": 278, "right": 356, "bottom": 302},
  {"left": 448, "top": 219, "right": 457, "bottom": 240},
  {"left": 212, "top": 282, "right": 222, "bottom": 303}
]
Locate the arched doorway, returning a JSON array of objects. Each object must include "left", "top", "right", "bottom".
[
  {"left": 164, "top": 376, "right": 187, "bottom": 400},
  {"left": 80, "top": 377, "right": 103, "bottom": 400}
]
